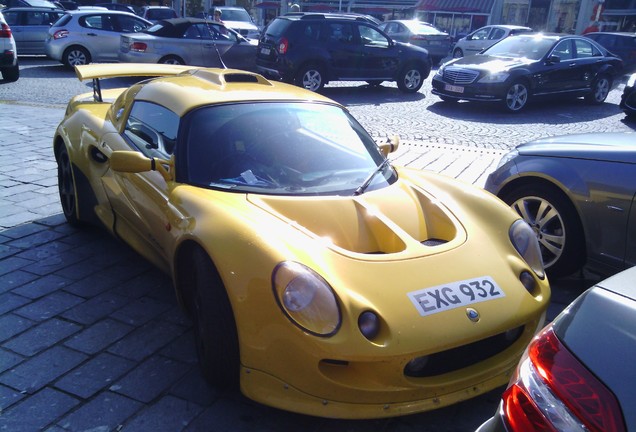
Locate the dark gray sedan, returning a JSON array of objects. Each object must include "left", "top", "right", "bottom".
[
  {"left": 477, "top": 265, "right": 636, "bottom": 432},
  {"left": 119, "top": 17, "right": 258, "bottom": 71},
  {"left": 485, "top": 132, "right": 636, "bottom": 278},
  {"left": 378, "top": 20, "right": 451, "bottom": 65}
]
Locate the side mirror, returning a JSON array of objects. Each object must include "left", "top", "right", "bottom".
[
  {"left": 379, "top": 135, "right": 399, "bottom": 157},
  {"left": 546, "top": 55, "right": 561, "bottom": 64},
  {"left": 110, "top": 151, "right": 173, "bottom": 181}
]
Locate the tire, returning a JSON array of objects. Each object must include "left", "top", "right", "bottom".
[
  {"left": 501, "top": 184, "right": 585, "bottom": 278},
  {"left": 397, "top": 63, "right": 425, "bottom": 93},
  {"left": 1, "top": 60, "right": 19, "bottom": 82},
  {"left": 56, "top": 145, "right": 80, "bottom": 226},
  {"left": 452, "top": 48, "right": 463, "bottom": 58},
  {"left": 189, "top": 246, "right": 240, "bottom": 388},
  {"left": 585, "top": 74, "right": 611, "bottom": 104},
  {"left": 159, "top": 55, "right": 185, "bottom": 65},
  {"left": 63, "top": 46, "right": 90, "bottom": 67},
  {"left": 502, "top": 80, "right": 529, "bottom": 112},
  {"left": 295, "top": 64, "right": 325, "bottom": 92}
]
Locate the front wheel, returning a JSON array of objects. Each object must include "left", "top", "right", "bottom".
[
  {"left": 502, "top": 80, "right": 529, "bottom": 112},
  {"left": 585, "top": 75, "right": 611, "bottom": 104},
  {"left": 56, "top": 145, "right": 80, "bottom": 226},
  {"left": 397, "top": 64, "right": 426, "bottom": 93},
  {"left": 501, "top": 184, "right": 585, "bottom": 278},
  {"left": 63, "top": 46, "right": 90, "bottom": 67},
  {"left": 159, "top": 55, "right": 185, "bottom": 65},
  {"left": 295, "top": 64, "right": 325, "bottom": 92}
]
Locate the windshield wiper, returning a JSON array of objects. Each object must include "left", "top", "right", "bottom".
[{"left": 354, "top": 159, "right": 391, "bottom": 196}]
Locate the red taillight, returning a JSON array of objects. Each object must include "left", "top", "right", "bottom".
[
  {"left": 130, "top": 42, "right": 147, "bottom": 52},
  {"left": 502, "top": 326, "right": 626, "bottom": 432},
  {"left": 410, "top": 35, "right": 426, "bottom": 41},
  {"left": 0, "top": 23, "right": 12, "bottom": 38},
  {"left": 53, "top": 29, "right": 69, "bottom": 40},
  {"left": 278, "top": 37, "right": 288, "bottom": 55}
]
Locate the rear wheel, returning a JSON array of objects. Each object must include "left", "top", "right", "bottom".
[
  {"left": 56, "top": 145, "right": 80, "bottom": 226},
  {"left": 397, "top": 63, "right": 426, "bottom": 93},
  {"left": 189, "top": 246, "right": 240, "bottom": 388},
  {"left": 585, "top": 74, "right": 611, "bottom": 104},
  {"left": 501, "top": 184, "right": 585, "bottom": 278},
  {"left": 63, "top": 46, "right": 90, "bottom": 67},
  {"left": 159, "top": 55, "right": 185, "bottom": 65},
  {"left": 502, "top": 80, "right": 529, "bottom": 112},
  {"left": 295, "top": 64, "right": 325, "bottom": 92}
]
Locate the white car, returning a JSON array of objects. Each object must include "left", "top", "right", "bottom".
[
  {"left": 210, "top": 6, "right": 260, "bottom": 39},
  {"left": 452, "top": 25, "right": 532, "bottom": 58},
  {"left": 0, "top": 11, "right": 19, "bottom": 82},
  {"left": 44, "top": 9, "right": 151, "bottom": 67}
]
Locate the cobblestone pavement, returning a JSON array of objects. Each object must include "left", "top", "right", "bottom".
[{"left": 0, "top": 71, "right": 618, "bottom": 431}]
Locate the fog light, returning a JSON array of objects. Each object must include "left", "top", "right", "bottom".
[
  {"left": 358, "top": 311, "right": 380, "bottom": 340},
  {"left": 519, "top": 270, "right": 536, "bottom": 294}
]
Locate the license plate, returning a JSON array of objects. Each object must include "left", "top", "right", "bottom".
[
  {"left": 444, "top": 84, "right": 464, "bottom": 93},
  {"left": 408, "top": 276, "right": 505, "bottom": 317},
  {"left": 260, "top": 47, "right": 271, "bottom": 55}
]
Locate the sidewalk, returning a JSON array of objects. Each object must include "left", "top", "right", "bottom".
[{"left": 0, "top": 102, "right": 506, "bottom": 431}]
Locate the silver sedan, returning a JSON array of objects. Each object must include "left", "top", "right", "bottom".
[{"left": 119, "top": 17, "right": 258, "bottom": 71}]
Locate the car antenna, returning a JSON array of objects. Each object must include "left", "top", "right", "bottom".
[{"left": 205, "top": 19, "right": 228, "bottom": 69}]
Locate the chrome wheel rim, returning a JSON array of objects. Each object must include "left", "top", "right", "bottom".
[
  {"left": 506, "top": 83, "right": 528, "bottom": 111},
  {"left": 301, "top": 70, "right": 322, "bottom": 91},
  {"left": 511, "top": 195, "right": 565, "bottom": 268},
  {"left": 67, "top": 50, "right": 87, "bottom": 66},
  {"left": 594, "top": 78, "right": 610, "bottom": 102},
  {"left": 404, "top": 69, "right": 422, "bottom": 90}
]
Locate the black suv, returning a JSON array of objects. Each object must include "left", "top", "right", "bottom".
[{"left": 256, "top": 13, "right": 431, "bottom": 93}]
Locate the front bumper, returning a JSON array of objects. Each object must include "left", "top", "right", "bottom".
[{"left": 431, "top": 75, "right": 509, "bottom": 102}]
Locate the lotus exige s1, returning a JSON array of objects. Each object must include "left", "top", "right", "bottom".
[{"left": 53, "top": 63, "right": 550, "bottom": 419}]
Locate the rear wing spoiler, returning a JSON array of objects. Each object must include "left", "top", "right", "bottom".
[{"left": 75, "top": 63, "right": 199, "bottom": 102}]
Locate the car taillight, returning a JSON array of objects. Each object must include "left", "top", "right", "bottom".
[
  {"left": 502, "top": 326, "right": 626, "bottom": 432},
  {"left": 278, "top": 37, "right": 288, "bottom": 54},
  {"left": 130, "top": 42, "right": 147, "bottom": 52},
  {"left": 410, "top": 35, "right": 426, "bottom": 41},
  {"left": 53, "top": 29, "right": 69, "bottom": 40},
  {"left": 0, "top": 23, "right": 12, "bottom": 38}
]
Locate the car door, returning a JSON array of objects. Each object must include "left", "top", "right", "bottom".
[
  {"left": 572, "top": 38, "right": 608, "bottom": 90},
  {"left": 79, "top": 13, "right": 121, "bottom": 62},
  {"left": 324, "top": 21, "right": 364, "bottom": 79},
  {"left": 357, "top": 23, "right": 399, "bottom": 79},
  {"left": 15, "top": 10, "right": 63, "bottom": 54},
  {"left": 538, "top": 39, "right": 579, "bottom": 94}
]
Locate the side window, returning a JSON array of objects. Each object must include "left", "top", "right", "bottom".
[
  {"left": 472, "top": 27, "right": 490, "bottom": 40},
  {"left": 327, "top": 22, "right": 354, "bottom": 43},
  {"left": 552, "top": 40, "right": 573, "bottom": 60},
  {"left": 358, "top": 24, "right": 389, "bottom": 48},
  {"left": 184, "top": 24, "right": 202, "bottom": 38},
  {"left": 574, "top": 39, "right": 597, "bottom": 58},
  {"left": 117, "top": 16, "right": 148, "bottom": 33},
  {"left": 124, "top": 101, "right": 180, "bottom": 158},
  {"left": 82, "top": 14, "right": 114, "bottom": 31},
  {"left": 3, "top": 11, "right": 19, "bottom": 26},
  {"left": 489, "top": 28, "right": 505, "bottom": 40}
]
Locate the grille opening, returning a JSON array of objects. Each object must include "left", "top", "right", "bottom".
[
  {"left": 404, "top": 326, "right": 524, "bottom": 377},
  {"left": 422, "top": 238, "right": 447, "bottom": 247}
]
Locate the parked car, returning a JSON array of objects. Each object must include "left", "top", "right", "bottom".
[
  {"left": 584, "top": 31, "right": 636, "bottom": 74},
  {"left": 485, "top": 132, "right": 636, "bottom": 278},
  {"left": 44, "top": 9, "right": 151, "bottom": 66},
  {"left": 1, "top": 0, "right": 58, "bottom": 8},
  {"left": 209, "top": 6, "right": 259, "bottom": 39},
  {"left": 0, "top": 10, "right": 19, "bottom": 81},
  {"left": 620, "top": 72, "right": 636, "bottom": 117},
  {"left": 2, "top": 6, "right": 65, "bottom": 55},
  {"left": 452, "top": 25, "right": 532, "bottom": 58},
  {"left": 432, "top": 33, "right": 624, "bottom": 112},
  {"left": 54, "top": 62, "right": 550, "bottom": 419},
  {"left": 138, "top": 5, "right": 177, "bottom": 23},
  {"left": 378, "top": 19, "right": 451, "bottom": 65},
  {"left": 477, "top": 265, "right": 636, "bottom": 432},
  {"left": 256, "top": 13, "right": 431, "bottom": 93},
  {"left": 119, "top": 17, "right": 258, "bottom": 70},
  {"left": 94, "top": 2, "right": 136, "bottom": 14}
]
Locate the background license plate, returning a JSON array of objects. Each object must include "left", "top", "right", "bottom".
[
  {"left": 408, "top": 276, "right": 505, "bottom": 317},
  {"left": 260, "top": 47, "right": 271, "bottom": 55},
  {"left": 445, "top": 84, "right": 464, "bottom": 93}
]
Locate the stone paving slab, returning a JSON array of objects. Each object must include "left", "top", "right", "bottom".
[{"left": 0, "top": 103, "right": 589, "bottom": 432}]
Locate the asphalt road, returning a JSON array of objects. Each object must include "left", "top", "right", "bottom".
[{"left": 0, "top": 58, "right": 631, "bottom": 431}]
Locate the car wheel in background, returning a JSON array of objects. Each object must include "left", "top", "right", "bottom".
[
  {"left": 452, "top": 48, "right": 463, "bottom": 58},
  {"left": 1, "top": 59, "right": 19, "bottom": 82},
  {"left": 585, "top": 74, "right": 611, "bottom": 104},
  {"left": 56, "top": 145, "right": 80, "bottom": 226},
  {"left": 63, "top": 45, "right": 90, "bottom": 67},
  {"left": 159, "top": 55, "right": 185, "bottom": 65},
  {"left": 501, "top": 184, "right": 585, "bottom": 278},
  {"left": 397, "top": 63, "right": 425, "bottom": 93},
  {"left": 502, "top": 80, "right": 529, "bottom": 112},
  {"left": 190, "top": 246, "right": 240, "bottom": 388},
  {"left": 295, "top": 63, "right": 325, "bottom": 92}
]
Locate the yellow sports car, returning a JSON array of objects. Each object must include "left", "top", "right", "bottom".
[{"left": 54, "top": 63, "right": 550, "bottom": 419}]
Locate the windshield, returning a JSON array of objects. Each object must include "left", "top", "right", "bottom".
[
  {"left": 483, "top": 35, "right": 556, "bottom": 60},
  {"left": 181, "top": 102, "right": 395, "bottom": 195},
  {"left": 403, "top": 20, "right": 445, "bottom": 35},
  {"left": 219, "top": 9, "right": 252, "bottom": 22}
]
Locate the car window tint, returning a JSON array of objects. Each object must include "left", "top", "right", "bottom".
[
  {"left": 81, "top": 14, "right": 114, "bottom": 31},
  {"left": 3, "top": 11, "right": 18, "bottom": 25},
  {"left": 472, "top": 27, "right": 490, "bottom": 40},
  {"left": 327, "top": 22, "right": 354, "bottom": 43},
  {"left": 124, "top": 101, "right": 179, "bottom": 157},
  {"left": 117, "top": 15, "right": 147, "bottom": 32},
  {"left": 299, "top": 22, "right": 320, "bottom": 41},
  {"left": 184, "top": 23, "right": 202, "bottom": 38},
  {"left": 553, "top": 40, "right": 573, "bottom": 60},
  {"left": 489, "top": 28, "right": 505, "bottom": 40},
  {"left": 359, "top": 24, "right": 389, "bottom": 48}
]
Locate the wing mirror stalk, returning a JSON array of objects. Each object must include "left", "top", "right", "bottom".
[
  {"left": 379, "top": 135, "right": 400, "bottom": 157},
  {"left": 109, "top": 151, "right": 174, "bottom": 182}
]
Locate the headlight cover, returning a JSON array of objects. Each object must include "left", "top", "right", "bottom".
[
  {"left": 273, "top": 261, "right": 341, "bottom": 337},
  {"left": 478, "top": 72, "right": 510, "bottom": 83},
  {"left": 510, "top": 219, "right": 545, "bottom": 279}
]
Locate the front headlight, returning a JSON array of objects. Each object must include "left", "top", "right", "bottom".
[
  {"left": 272, "top": 261, "right": 341, "bottom": 337},
  {"left": 510, "top": 219, "right": 545, "bottom": 279},
  {"left": 478, "top": 72, "right": 510, "bottom": 83}
]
